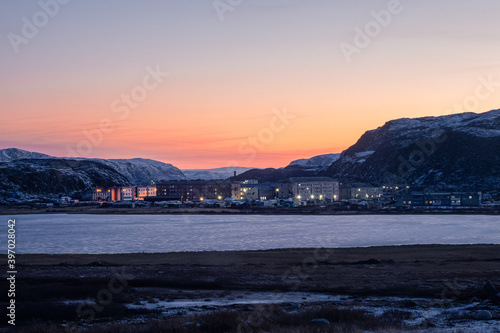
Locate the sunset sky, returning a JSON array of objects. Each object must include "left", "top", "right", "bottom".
[{"left": 1, "top": 0, "right": 500, "bottom": 169}]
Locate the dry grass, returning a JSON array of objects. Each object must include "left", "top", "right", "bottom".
[
  {"left": 9, "top": 245, "right": 500, "bottom": 333},
  {"left": 16, "top": 305, "right": 408, "bottom": 333}
]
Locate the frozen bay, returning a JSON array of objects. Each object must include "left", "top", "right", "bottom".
[{"left": 4, "top": 214, "right": 500, "bottom": 254}]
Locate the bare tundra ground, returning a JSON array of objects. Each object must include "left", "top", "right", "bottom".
[{"left": 3, "top": 245, "right": 500, "bottom": 332}]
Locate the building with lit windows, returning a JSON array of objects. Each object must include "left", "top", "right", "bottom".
[
  {"left": 92, "top": 188, "right": 111, "bottom": 201},
  {"left": 278, "top": 177, "right": 339, "bottom": 202},
  {"left": 135, "top": 186, "right": 157, "bottom": 200},
  {"left": 156, "top": 180, "right": 238, "bottom": 201},
  {"left": 241, "top": 183, "right": 278, "bottom": 201},
  {"left": 238, "top": 180, "right": 258, "bottom": 199},
  {"left": 396, "top": 192, "right": 482, "bottom": 207},
  {"left": 120, "top": 187, "right": 135, "bottom": 201},
  {"left": 92, "top": 186, "right": 157, "bottom": 202},
  {"left": 339, "top": 183, "right": 383, "bottom": 200}
]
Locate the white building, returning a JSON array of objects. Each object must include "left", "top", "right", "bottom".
[
  {"left": 278, "top": 177, "right": 339, "bottom": 202},
  {"left": 136, "top": 186, "right": 157, "bottom": 200},
  {"left": 120, "top": 187, "right": 135, "bottom": 201}
]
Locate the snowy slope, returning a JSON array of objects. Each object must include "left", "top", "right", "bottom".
[
  {"left": 326, "top": 109, "right": 500, "bottom": 190},
  {"left": 231, "top": 154, "right": 340, "bottom": 182},
  {"left": 0, "top": 159, "right": 129, "bottom": 196},
  {"left": 182, "top": 167, "right": 254, "bottom": 180},
  {"left": 0, "top": 148, "right": 53, "bottom": 162},
  {"left": 0, "top": 148, "right": 186, "bottom": 194},
  {"left": 91, "top": 158, "right": 186, "bottom": 185},
  {"left": 288, "top": 153, "right": 341, "bottom": 169}
]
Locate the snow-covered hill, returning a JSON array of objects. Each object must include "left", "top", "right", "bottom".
[
  {"left": 0, "top": 148, "right": 186, "bottom": 196},
  {"left": 0, "top": 148, "right": 52, "bottom": 162},
  {"left": 91, "top": 158, "right": 186, "bottom": 185},
  {"left": 326, "top": 109, "right": 500, "bottom": 190},
  {"left": 288, "top": 153, "right": 340, "bottom": 170},
  {"left": 230, "top": 154, "right": 340, "bottom": 182},
  {"left": 0, "top": 159, "right": 129, "bottom": 196},
  {"left": 182, "top": 166, "right": 254, "bottom": 180}
]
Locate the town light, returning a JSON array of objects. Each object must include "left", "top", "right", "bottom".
[
  {"left": 200, "top": 197, "right": 204, "bottom": 201},
  {"left": 311, "top": 195, "right": 314, "bottom": 199},
  {"left": 218, "top": 196, "right": 222, "bottom": 200}
]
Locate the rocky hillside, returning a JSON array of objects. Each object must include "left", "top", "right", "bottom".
[
  {"left": 325, "top": 109, "right": 500, "bottom": 190},
  {"left": 0, "top": 148, "right": 186, "bottom": 197},
  {"left": 230, "top": 165, "right": 318, "bottom": 183},
  {"left": 0, "top": 148, "right": 52, "bottom": 162},
  {"left": 0, "top": 159, "right": 129, "bottom": 196},
  {"left": 90, "top": 158, "right": 185, "bottom": 185},
  {"left": 288, "top": 153, "right": 340, "bottom": 170},
  {"left": 229, "top": 153, "right": 340, "bottom": 182}
]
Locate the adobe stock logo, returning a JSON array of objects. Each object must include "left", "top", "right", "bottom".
[
  {"left": 213, "top": 0, "right": 243, "bottom": 21},
  {"left": 236, "top": 107, "right": 296, "bottom": 163},
  {"left": 66, "top": 65, "right": 169, "bottom": 158},
  {"left": 446, "top": 75, "right": 500, "bottom": 113},
  {"left": 7, "top": 0, "right": 71, "bottom": 54},
  {"left": 340, "top": 0, "right": 411, "bottom": 64}
]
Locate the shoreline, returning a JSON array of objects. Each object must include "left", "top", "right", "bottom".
[
  {"left": 1, "top": 205, "right": 499, "bottom": 215},
  {"left": 10, "top": 244, "right": 500, "bottom": 332},
  {"left": 15, "top": 243, "right": 500, "bottom": 265}
]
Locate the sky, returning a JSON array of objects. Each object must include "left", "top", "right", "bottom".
[{"left": 1, "top": 0, "right": 500, "bottom": 169}]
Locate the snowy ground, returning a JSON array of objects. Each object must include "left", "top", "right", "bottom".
[{"left": 120, "top": 290, "right": 500, "bottom": 331}]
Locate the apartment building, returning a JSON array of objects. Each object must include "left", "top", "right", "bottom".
[
  {"left": 339, "top": 183, "right": 383, "bottom": 200},
  {"left": 278, "top": 177, "right": 339, "bottom": 201},
  {"left": 396, "top": 192, "right": 482, "bottom": 207},
  {"left": 156, "top": 180, "right": 238, "bottom": 201}
]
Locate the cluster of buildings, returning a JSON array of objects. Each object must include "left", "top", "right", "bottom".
[
  {"left": 395, "top": 192, "right": 482, "bottom": 207},
  {"left": 90, "top": 177, "right": 483, "bottom": 208},
  {"left": 339, "top": 183, "right": 384, "bottom": 200},
  {"left": 92, "top": 177, "right": 342, "bottom": 205},
  {"left": 92, "top": 186, "right": 157, "bottom": 202},
  {"left": 156, "top": 180, "right": 239, "bottom": 201}
]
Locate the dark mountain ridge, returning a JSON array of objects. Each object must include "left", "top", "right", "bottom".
[
  {"left": 0, "top": 158, "right": 129, "bottom": 196},
  {"left": 325, "top": 109, "right": 500, "bottom": 190}
]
